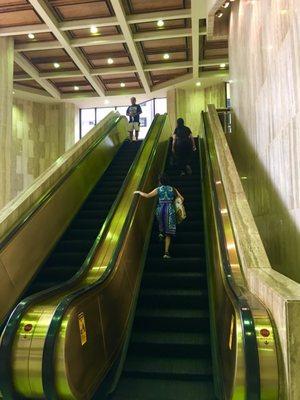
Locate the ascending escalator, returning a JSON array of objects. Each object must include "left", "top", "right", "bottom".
[
  {"left": 24, "top": 140, "right": 141, "bottom": 296},
  {"left": 108, "top": 143, "right": 215, "bottom": 399}
]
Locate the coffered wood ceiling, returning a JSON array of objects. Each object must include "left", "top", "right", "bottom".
[{"left": 0, "top": 0, "right": 230, "bottom": 99}]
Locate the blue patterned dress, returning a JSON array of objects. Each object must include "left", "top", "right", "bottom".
[{"left": 156, "top": 185, "right": 176, "bottom": 236}]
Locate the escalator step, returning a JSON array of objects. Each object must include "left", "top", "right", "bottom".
[
  {"left": 138, "top": 289, "right": 208, "bottom": 308},
  {"left": 148, "top": 243, "right": 204, "bottom": 257},
  {"left": 123, "top": 355, "right": 212, "bottom": 381},
  {"left": 145, "top": 257, "right": 205, "bottom": 271},
  {"left": 129, "top": 331, "right": 210, "bottom": 358},
  {"left": 142, "top": 272, "right": 207, "bottom": 289},
  {"left": 110, "top": 378, "right": 215, "bottom": 400}
]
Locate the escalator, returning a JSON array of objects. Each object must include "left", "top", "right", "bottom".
[
  {"left": 0, "top": 111, "right": 279, "bottom": 400},
  {"left": 26, "top": 140, "right": 141, "bottom": 295},
  {"left": 109, "top": 143, "right": 215, "bottom": 399}
]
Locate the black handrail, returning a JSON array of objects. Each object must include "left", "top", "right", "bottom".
[
  {"left": 0, "top": 114, "right": 122, "bottom": 251},
  {"left": 0, "top": 114, "right": 164, "bottom": 400},
  {"left": 0, "top": 114, "right": 127, "bottom": 400},
  {"left": 202, "top": 112, "right": 260, "bottom": 399},
  {"left": 42, "top": 115, "right": 167, "bottom": 400}
]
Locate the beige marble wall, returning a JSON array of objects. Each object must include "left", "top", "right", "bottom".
[
  {"left": 229, "top": 0, "right": 300, "bottom": 284},
  {"left": 0, "top": 37, "right": 14, "bottom": 209},
  {"left": 167, "top": 84, "right": 226, "bottom": 135},
  {"left": 11, "top": 99, "right": 76, "bottom": 203}
]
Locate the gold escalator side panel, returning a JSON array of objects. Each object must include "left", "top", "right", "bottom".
[
  {"left": 202, "top": 106, "right": 279, "bottom": 399},
  {"left": 0, "top": 115, "right": 128, "bottom": 323},
  {"left": 53, "top": 116, "right": 172, "bottom": 400},
  {"left": 9, "top": 115, "right": 171, "bottom": 399}
]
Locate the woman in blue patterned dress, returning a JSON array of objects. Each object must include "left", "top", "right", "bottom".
[{"left": 134, "top": 174, "right": 184, "bottom": 259}]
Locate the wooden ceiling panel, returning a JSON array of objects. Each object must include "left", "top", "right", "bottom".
[
  {"left": 0, "top": 9, "right": 41, "bottom": 27},
  {"left": 49, "top": 0, "right": 113, "bottom": 21},
  {"left": 91, "top": 57, "right": 131, "bottom": 67},
  {"left": 16, "top": 79, "right": 45, "bottom": 89},
  {"left": 60, "top": 85, "right": 94, "bottom": 92},
  {"left": 80, "top": 43, "right": 132, "bottom": 67},
  {"left": 81, "top": 42, "right": 125, "bottom": 54},
  {"left": 133, "top": 18, "right": 189, "bottom": 33},
  {"left": 106, "top": 81, "right": 139, "bottom": 89},
  {"left": 14, "top": 32, "right": 56, "bottom": 44},
  {"left": 70, "top": 25, "right": 119, "bottom": 38},
  {"left": 101, "top": 72, "right": 136, "bottom": 80},
  {"left": 147, "top": 52, "right": 186, "bottom": 63},
  {"left": 125, "top": 0, "right": 189, "bottom": 14},
  {"left": 35, "top": 61, "right": 78, "bottom": 72},
  {"left": 22, "top": 48, "right": 79, "bottom": 72},
  {"left": 150, "top": 67, "right": 188, "bottom": 85},
  {"left": 142, "top": 37, "right": 185, "bottom": 50}
]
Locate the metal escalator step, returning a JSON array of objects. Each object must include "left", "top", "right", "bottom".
[
  {"left": 142, "top": 272, "right": 207, "bottom": 289},
  {"left": 129, "top": 331, "right": 211, "bottom": 358},
  {"left": 148, "top": 243, "right": 204, "bottom": 257},
  {"left": 123, "top": 355, "right": 212, "bottom": 380},
  {"left": 110, "top": 377, "right": 215, "bottom": 400},
  {"left": 145, "top": 257, "right": 205, "bottom": 271}
]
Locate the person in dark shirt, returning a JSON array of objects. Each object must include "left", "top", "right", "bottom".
[
  {"left": 126, "top": 97, "right": 142, "bottom": 141},
  {"left": 172, "top": 118, "right": 196, "bottom": 176}
]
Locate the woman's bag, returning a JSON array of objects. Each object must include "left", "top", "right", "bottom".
[{"left": 174, "top": 197, "right": 186, "bottom": 224}]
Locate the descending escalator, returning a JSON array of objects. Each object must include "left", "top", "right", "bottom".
[
  {"left": 109, "top": 142, "right": 215, "bottom": 400},
  {"left": 25, "top": 140, "right": 141, "bottom": 296}
]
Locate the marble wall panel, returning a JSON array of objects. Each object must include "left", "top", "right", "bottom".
[
  {"left": 0, "top": 99, "right": 77, "bottom": 209},
  {"left": 229, "top": 0, "right": 300, "bottom": 284},
  {"left": 167, "top": 84, "right": 226, "bottom": 136}
]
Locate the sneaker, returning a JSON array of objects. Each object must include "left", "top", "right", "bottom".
[
  {"left": 158, "top": 233, "right": 164, "bottom": 241},
  {"left": 186, "top": 165, "right": 192, "bottom": 175},
  {"left": 163, "top": 252, "right": 171, "bottom": 259}
]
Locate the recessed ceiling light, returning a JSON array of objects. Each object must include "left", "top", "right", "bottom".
[
  {"left": 216, "top": 11, "right": 223, "bottom": 18},
  {"left": 220, "top": 63, "right": 226, "bottom": 68},
  {"left": 157, "top": 19, "right": 164, "bottom": 27},
  {"left": 28, "top": 33, "right": 35, "bottom": 39},
  {"left": 74, "top": 86, "right": 79, "bottom": 91},
  {"left": 13, "top": 90, "right": 15, "bottom": 94},
  {"left": 163, "top": 53, "right": 170, "bottom": 60},
  {"left": 104, "top": 99, "right": 110, "bottom": 104},
  {"left": 107, "top": 58, "right": 114, "bottom": 64},
  {"left": 90, "top": 26, "right": 98, "bottom": 34},
  {"left": 53, "top": 62, "right": 60, "bottom": 69},
  {"left": 223, "top": 1, "right": 230, "bottom": 8},
  {"left": 120, "top": 82, "right": 126, "bottom": 88},
  {"left": 196, "top": 82, "right": 201, "bottom": 87}
]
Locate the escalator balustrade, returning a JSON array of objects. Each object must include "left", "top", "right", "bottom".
[
  {"left": 109, "top": 141, "right": 215, "bottom": 400},
  {"left": 25, "top": 140, "right": 141, "bottom": 295}
]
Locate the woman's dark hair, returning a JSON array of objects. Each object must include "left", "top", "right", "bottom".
[
  {"left": 177, "top": 118, "right": 184, "bottom": 127},
  {"left": 158, "top": 173, "right": 170, "bottom": 186}
]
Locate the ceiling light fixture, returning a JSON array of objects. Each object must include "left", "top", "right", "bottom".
[
  {"left": 74, "top": 86, "right": 79, "bottom": 91},
  {"left": 104, "top": 99, "right": 110, "bottom": 104},
  {"left": 107, "top": 58, "right": 114, "bottom": 64},
  {"left": 13, "top": 90, "right": 15, "bottom": 94},
  {"left": 28, "top": 33, "right": 35, "bottom": 39},
  {"left": 220, "top": 63, "right": 226, "bottom": 68},
  {"left": 196, "top": 82, "right": 201, "bottom": 87},
  {"left": 120, "top": 82, "right": 126, "bottom": 88},
  {"left": 90, "top": 26, "right": 98, "bottom": 34},
  {"left": 163, "top": 53, "right": 170, "bottom": 60},
  {"left": 53, "top": 62, "right": 60, "bottom": 69},
  {"left": 157, "top": 19, "right": 164, "bottom": 27},
  {"left": 216, "top": 11, "right": 223, "bottom": 18},
  {"left": 223, "top": 1, "right": 230, "bottom": 8}
]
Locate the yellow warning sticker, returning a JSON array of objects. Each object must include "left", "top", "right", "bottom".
[{"left": 78, "top": 312, "right": 87, "bottom": 346}]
